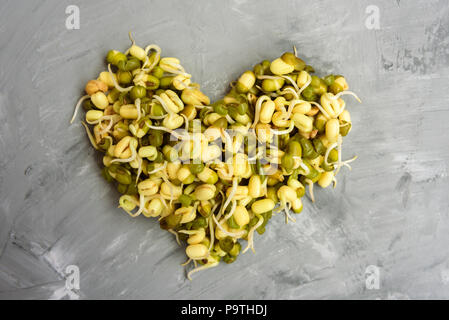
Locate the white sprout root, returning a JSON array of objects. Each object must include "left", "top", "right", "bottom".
[
  {"left": 70, "top": 95, "right": 90, "bottom": 124},
  {"left": 297, "top": 77, "right": 311, "bottom": 97},
  {"left": 281, "top": 75, "right": 300, "bottom": 93},
  {"left": 251, "top": 95, "right": 270, "bottom": 129},
  {"left": 181, "top": 258, "right": 192, "bottom": 267},
  {"left": 270, "top": 122, "right": 295, "bottom": 136},
  {"left": 221, "top": 177, "right": 238, "bottom": 217},
  {"left": 242, "top": 214, "right": 264, "bottom": 254},
  {"left": 280, "top": 201, "right": 296, "bottom": 224},
  {"left": 305, "top": 179, "right": 315, "bottom": 203},
  {"left": 80, "top": 122, "right": 99, "bottom": 150},
  {"left": 147, "top": 161, "right": 168, "bottom": 175},
  {"left": 135, "top": 156, "right": 143, "bottom": 183},
  {"left": 187, "top": 260, "right": 219, "bottom": 281},
  {"left": 111, "top": 144, "right": 137, "bottom": 164},
  {"left": 208, "top": 215, "right": 215, "bottom": 252},
  {"left": 142, "top": 44, "right": 161, "bottom": 72},
  {"left": 280, "top": 87, "right": 299, "bottom": 100},
  {"left": 286, "top": 203, "right": 296, "bottom": 223},
  {"left": 331, "top": 90, "right": 362, "bottom": 103},
  {"left": 168, "top": 229, "right": 181, "bottom": 246},
  {"left": 130, "top": 193, "right": 146, "bottom": 218},
  {"left": 223, "top": 200, "right": 237, "bottom": 221},
  {"left": 212, "top": 214, "right": 246, "bottom": 238},
  {"left": 145, "top": 124, "right": 189, "bottom": 140},
  {"left": 108, "top": 64, "right": 133, "bottom": 93}
]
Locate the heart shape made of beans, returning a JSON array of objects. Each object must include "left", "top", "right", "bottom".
[{"left": 71, "top": 33, "right": 361, "bottom": 280}]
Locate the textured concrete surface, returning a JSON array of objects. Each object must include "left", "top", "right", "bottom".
[{"left": 1, "top": 0, "right": 449, "bottom": 300}]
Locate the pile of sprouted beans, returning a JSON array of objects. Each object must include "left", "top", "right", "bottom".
[{"left": 71, "top": 33, "right": 361, "bottom": 280}]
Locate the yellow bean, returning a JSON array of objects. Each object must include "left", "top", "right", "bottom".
[
  {"left": 98, "top": 72, "right": 117, "bottom": 88},
  {"left": 103, "top": 155, "right": 113, "bottom": 167},
  {"left": 251, "top": 199, "right": 275, "bottom": 214},
  {"left": 320, "top": 93, "right": 340, "bottom": 118},
  {"left": 160, "top": 90, "right": 184, "bottom": 113},
  {"left": 186, "top": 244, "right": 209, "bottom": 259},
  {"left": 177, "top": 166, "right": 194, "bottom": 184},
  {"left": 339, "top": 110, "right": 351, "bottom": 123},
  {"left": 201, "top": 237, "right": 211, "bottom": 248},
  {"left": 233, "top": 205, "right": 250, "bottom": 226},
  {"left": 86, "top": 110, "right": 104, "bottom": 122},
  {"left": 119, "top": 104, "right": 138, "bottom": 119},
  {"left": 85, "top": 80, "right": 108, "bottom": 96},
  {"left": 199, "top": 200, "right": 212, "bottom": 217},
  {"left": 159, "top": 57, "right": 180, "bottom": 72},
  {"left": 194, "top": 184, "right": 216, "bottom": 201},
  {"left": 248, "top": 175, "right": 262, "bottom": 198},
  {"left": 274, "top": 97, "right": 288, "bottom": 111},
  {"left": 270, "top": 58, "right": 294, "bottom": 75},
  {"left": 114, "top": 136, "right": 134, "bottom": 159},
  {"left": 91, "top": 92, "right": 109, "bottom": 109},
  {"left": 292, "top": 102, "right": 312, "bottom": 114},
  {"left": 119, "top": 195, "right": 137, "bottom": 212},
  {"left": 292, "top": 198, "right": 303, "bottom": 213},
  {"left": 138, "top": 179, "right": 160, "bottom": 196},
  {"left": 226, "top": 186, "right": 249, "bottom": 200},
  {"left": 232, "top": 153, "right": 247, "bottom": 177},
  {"left": 236, "top": 71, "right": 256, "bottom": 93},
  {"left": 197, "top": 167, "right": 218, "bottom": 184},
  {"left": 167, "top": 161, "right": 181, "bottom": 180},
  {"left": 173, "top": 74, "right": 192, "bottom": 90},
  {"left": 181, "top": 105, "right": 197, "bottom": 121},
  {"left": 138, "top": 146, "right": 157, "bottom": 160},
  {"left": 181, "top": 88, "right": 210, "bottom": 106},
  {"left": 287, "top": 178, "right": 302, "bottom": 191},
  {"left": 160, "top": 182, "right": 182, "bottom": 199},
  {"left": 271, "top": 111, "right": 290, "bottom": 127},
  {"left": 242, "top": 162, "right": 252, "bottom": 179},
  {"left": 187, "top": 229, "right": 206, "bottom": 245},
  {"left": 255, "top": 123, "right": 273, "bottom": 143},
  {"left": 234, "top": 113, "right": 251, "bottom": 125},
  {"left": 162, "top": 113, "right": 184, "bottom": 130},
  {"left": 296, "top": 70, "right": 311, "bottom": 88},
  {"left": 293, "top": 113, "right": 313, "bottom": 133},
  {"left": 204, "top": 113, "right": 222, "bottom": 126},
  {"left": 214, "top": 220, "right": 231, "bottom": 240},
  {"left": 204, "top": 127, "right": 222, "bottom": 141},
  {"left": 318, "top": 171, "right": 334, "bottom": 188},
  {"left": 144, "top": 198, "right": 164, "bottom": 218},
  {"left": 202, "top": 144, "right": 222, "bottom": 163},
  {"left": 325, "top": 118, "right": 339, "bottom": 143},
  {"left": 259, "top": 100, "right": 276, "bottom": 124},
  {"left": 175, "top": 206, "right": 196, "bottom": 224},
  {"left": 107, "top": 145, "right": 115, "bottom": 157},
  {"left": 262, "top": 78, "right": 284, "bottom": 92},
  {"left": 277, "top": 185, "right": 297, "bottom": 203},
  {"left": 129, "top": 45, "right": 147, "bottom": 60},
  {"left": 335, "top": 76, "right": 349, "bottom": 90}
]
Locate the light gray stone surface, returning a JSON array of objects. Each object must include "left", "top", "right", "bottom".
[{"left": 1, "top": 0, "right": 448, "bottom": 300}]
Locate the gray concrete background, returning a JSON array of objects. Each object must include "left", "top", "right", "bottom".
[{"left": 0, "top": 0, "right": 448, "bottom": 300}]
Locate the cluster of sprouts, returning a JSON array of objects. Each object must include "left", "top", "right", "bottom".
[{"left": 71, "top": 34, "right": 360, "bottom": 280}]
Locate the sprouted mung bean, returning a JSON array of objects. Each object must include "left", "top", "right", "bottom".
[{"left": 71, "top": 34, "right": 361, "bottom": 280}]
